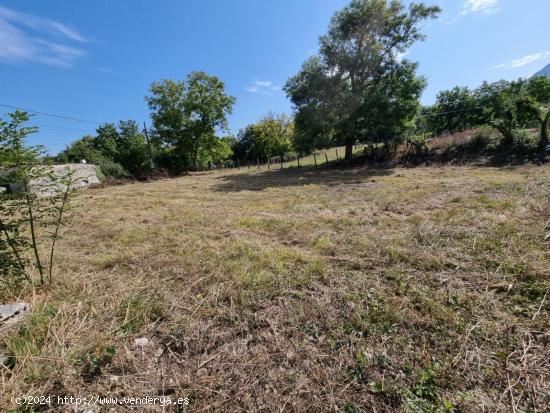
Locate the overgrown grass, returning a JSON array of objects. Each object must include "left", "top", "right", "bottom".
[{"left": 1, "top": 163, "right": 549, "bottom": 412}]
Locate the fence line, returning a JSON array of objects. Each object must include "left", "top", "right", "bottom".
[{"left": 210, "top": 145, "right": 369, "bottom": 172}]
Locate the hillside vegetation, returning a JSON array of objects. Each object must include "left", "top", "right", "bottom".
[{"left": 2, "top": 163, "right": 549, "bottom": 412}]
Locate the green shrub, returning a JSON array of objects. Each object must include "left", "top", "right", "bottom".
[
  {"left": 468, "top": 126, "right": 500, "bottom": 153},
  {"left": 407, "top": 135, "right": 428, "bottom": 155},
  {"left": 98, "top": 160, "right": 131, "bottom": 180},
  {"left": 511, "top": 129, "right": 538, "bottom": 155},
  {"left": 80, "top": 345, "right": 116, "bottom": 380}
]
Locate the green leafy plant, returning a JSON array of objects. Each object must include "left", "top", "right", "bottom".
[
  {"left": 98, "top": 159, "right": 131, "bottom": 179},
  {"left": 80, "top": 345, "right": 116, "bottom": 379},
  {"left": 7, "top": 304, "right": 58, "bottom": 369},
  {"left": 404, "top": 363, "right": 456, "bottom": 413},
  {"left": 407, "top": 135, "right": 429, "bottom": 155},
  {"left": 0, "top": 111, "right": 76, "bottom": 287}
]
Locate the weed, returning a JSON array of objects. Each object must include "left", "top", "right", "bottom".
[
  {"left": 80, "top": 345, "right": 116, "bottom": 380},
  {"left": 7, "top": 305, "right": 57, "bottom": 364},
  {"left": 117, "top": 295, "right": 164, "bottom": 334}
]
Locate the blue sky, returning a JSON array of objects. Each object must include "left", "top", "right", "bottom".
[{"left": 1, "top": 0, "right": 549, "bottom": 154}]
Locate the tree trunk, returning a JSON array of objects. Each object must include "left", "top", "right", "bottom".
[
  {"left": 541, "top": 111, "right": 550, "bottom": 146},
  {"left": 345, "top": 140, "right": 353, "bottom": 164}
]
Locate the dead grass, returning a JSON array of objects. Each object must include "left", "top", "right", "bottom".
[{"left": 1, "top": 163, "right": 549, "bottom": 412}]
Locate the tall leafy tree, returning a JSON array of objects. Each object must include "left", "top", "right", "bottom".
[
  {"left": 57, "top": 135, "right": 104, "bottom": 164},
  {"left": 115, "top": 120, "right": 150, "bottom": 176},
  {"left": 58, "top": 121, "right": 150, "bottom": 177},
  {"left": 426, "top": 86, "right": 479, "bottom": 135},
  {"left": 476, "top": 80, "right": 529, "bottom": 144},
  {"left": 521, "top": 75, "right": 550, "bottom": 152},
  {"left": 236, "top": 113, "right": 294, "bottom": 161},
  {"left": 146, "top": 71, "right": 235, "bottom": 171},
  {"left": 285, "top": 0, "right": 440, "bottom": 162},
  {"left": 95, "top": 123, "right": 119, "bottom": 160}
]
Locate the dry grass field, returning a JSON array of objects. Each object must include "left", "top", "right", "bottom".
[{"left": 1, "top": 163, "right": 549, "bottom": 412}]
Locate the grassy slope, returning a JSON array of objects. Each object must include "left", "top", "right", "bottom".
[{"left": 2, "top": 163, "right": 549, "bottom": 412}]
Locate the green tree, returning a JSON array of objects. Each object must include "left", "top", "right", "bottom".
[
  {"left": 95, "top": 123, "right": 119, "bottom": 160},
  {"left": 115, "top": 120, "right": 150, "bottom": 176},
  {"left": 521, "top": 76, "right": 550, "bottom": 153},
  {"left": 201, "top": 136, "right": 234, "bottom": 167},
  {"left": 235, "top": 114, "right": 294, "bottom": 161},
  {"left": 57, "top": 121, "right": 151, "bottom": 177},
  {"left": 475, "top": 80, "right": 528, "bottom": 144},
  {"left": 285, "top": 0, "right": 440, "bottom": 162},
  {"left": 0, "top": 111, "right": 39, "bottom": 284},
  {"left": 426, "top": 86, "right": 478, "bottom": 135},
  {"left": 57, "top": 135, "right": 104, "bottom": 164},
  {"left": 145, "top": 71, "right": 235, "bottom": 171},
  {"left": 354, "top": 60, "right": 426, "bottom": 154}
]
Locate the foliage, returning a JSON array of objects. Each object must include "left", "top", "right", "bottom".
[
  {"left": 0, "top": 111, "right": 75, "bottom": 286},
  {"left": 200, "top": 136, "right": 234, "bottom": 167},
  {"left": 403, "top": 364, "right": 456, "bottom": 412},
  {"left": 519, "top": 75, "right": 550, "bottom": 153},
  {"left": 424, "top": 86, "right": 479, "bottom": 135},
  {"left": 477, "top": 80, "right": 531, "bottom": 144},
  {"left": 58, "top": 120, "right": 151, "bottom": 177},
  {"left": 285, "top": 0, "right": 440, "bottom": 161},
  {"left": 7, "top": 304, "right": 58, "bottom": 366},
  {"left": 510, "top": 129, "right": 539, "bottom": 155},
  {"left": 406, "top": 134, "right": 428, "bottom": 155},
  {"left": 80, "top": 345, "right": 116, "bottom": 379},
  {"left": 419, "top": 76, "right": 549, "bottom": 161},
  {"left": 145, "top": 71, "right": 236, "bottom": 171},
  {"left": 98, "top": 160, "right": 131, "bottom": 180},
  {"left": 234, "top": 113, "right": 294, "bottom": 161},
  {"left": 423, "top": 78, "right": 548, "bottom": 145},
  {"left": 468, "top": 125, "right": 500, "bottom": 153},
  {"left": 95, "top": 123, "right": 119, "bottom": 160}
]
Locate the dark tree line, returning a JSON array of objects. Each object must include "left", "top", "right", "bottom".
[{"left": 57, "top": 120, "right": 151, "bottom": 178}]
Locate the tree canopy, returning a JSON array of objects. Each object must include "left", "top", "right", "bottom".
[
  {"left": 285, "top": 0, "right": 440, "bottom": 161},
  {"left": 234, "top": 113, "right": 295, "bottom": 162},
  {"left": 421, "top": 76, "right": 550, "bottom": 155},
  {"left": 58, "top": 120, "right": 150, "bottom": 177},
  {"left": 145, "top": 71, "right": 236, "bottom": 171}
]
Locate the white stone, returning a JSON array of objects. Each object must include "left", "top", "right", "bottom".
[
  {"left": 134, "top": 337, "right": 150, "bottom": 347},
  {"left": 0, "top": 302, "right": 29, "bottom": 329}
]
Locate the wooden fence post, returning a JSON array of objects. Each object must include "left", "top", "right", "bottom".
[
  {"left": 297, "top": 156, "right": 300, "bottom": 167},
  {"left": 257, "top": 158, "right": 260, "bottom": 169},
  {"left": 313, "top": 153, "right": 317, "bottom": 167},
  {"left": 325, "top": 153, "right": 329, "bottom": 169},
  {"left": 335, "top": 148, "right": 339, "bottom": 160},
  {"left": 268, "top": 158, "right": 270, "bottom": 169}
]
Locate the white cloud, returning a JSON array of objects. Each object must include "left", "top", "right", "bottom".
[
  {"left": 246, "top": 80, "right": 281, "bottom": 95},
  {"left": 461, "top": 0, "right": 500, "bottom": 16},
  {"left": 491, "top": 51, "right": 550, "bottom": 70},
  {"left": 0, "top": 6, "right": 87, "bottom": 67}
]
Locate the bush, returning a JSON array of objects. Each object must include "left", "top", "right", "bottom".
[
  {"left": 511, "top": 129, "right": 538, "bottom": 155},
  {"left": 98, "top": 160, "right": 131, "bottom": 180},
  {"left": 467, "top": 126, "right": 500, "bottom": 153},
  {"left": 407, "top": 135, "right": 428, "bottom": 155}
]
